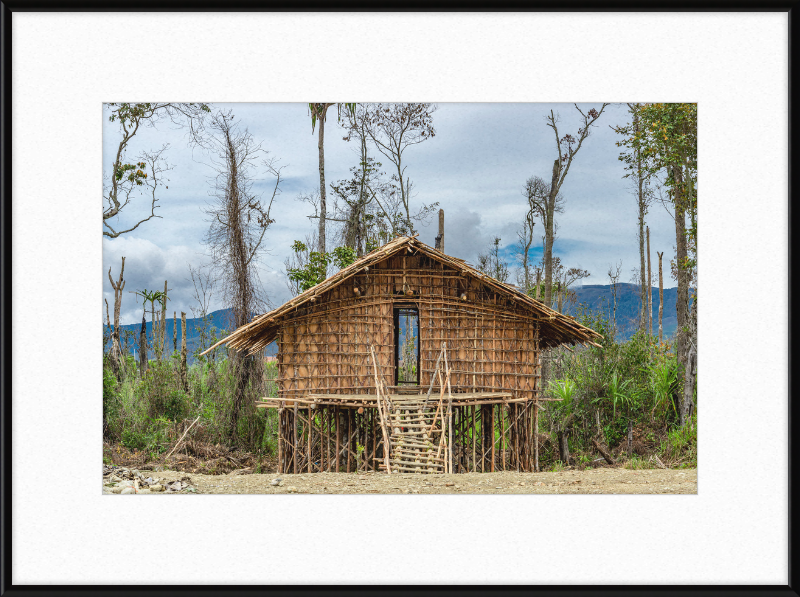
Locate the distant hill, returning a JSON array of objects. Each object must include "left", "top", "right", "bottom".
[
  {"left": 564, "top": 282, "right": 682, "bottom": 342},
  {"left": 105, "top": 284, "right": 685, "bottom": 363},
  {"left": 104, "top": 308, "right": 277, "bottom": 365}
]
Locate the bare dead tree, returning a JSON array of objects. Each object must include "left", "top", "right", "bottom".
[
  {"left": 355, "top": 103, "right": 439, "bottom": 234},
  {"left": 621, "top": 103, "right": 654, "bottom": 333},
  {"left": 646, "top": 225, "right": 653, "bottom": 336},
  {"left": 657, "top": 251, "right": 664, "bottom": 344},
  {"left": 514, "top": 212, "right": 537, "bottom": 294},
  {"left": 156, "top": 280, "right": 170, "bottom": 362},
  {"left": 203, "top": 110, "right": 283, "bottom": 439},
  {"left": 308, "top": 103, "right": 356, "bottom": 255},
  {"left": 106, "top": 256, "right": 126, "bottom": 377},
  {"left": 543, "top": 103, "right": 608, "bottom": 307},
  {"left": 103, "top": 102, "right": 209, "bottom": 238},
  {"left": 477, "top": 237, "right": 509, "bottom": 283},
  {"left": 188, "top": 264, "right": 217, "bottom": 361},
  {"left": 608, "top": 260, "right": 622, "bottom": 341},
  {"left": 312, "top": 117, "right": 400, "bottom": 256},
  {"left": 558, "top": 266, "right": 591, "bottom": 313}
]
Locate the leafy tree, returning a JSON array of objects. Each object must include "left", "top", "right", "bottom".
[
  {"left": 286, "top": 242, "right": 357, "bottom": 293},
  {"left": 104, "top": 102, "right": 210, "bottom": 238},
  {"left": 615, "top": 103, "right": 697, "bottom": 426}
]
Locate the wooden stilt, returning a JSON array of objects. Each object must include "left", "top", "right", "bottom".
[
  {"left": 293, "top": 402, "right": 299, "bottom": 475},
  {"left": 335, "top": 405, "right": 341, "bottom": 472}
]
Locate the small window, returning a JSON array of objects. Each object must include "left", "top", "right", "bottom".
[{"left": 394, "top": 307, "right": 420, "bottom": 386}]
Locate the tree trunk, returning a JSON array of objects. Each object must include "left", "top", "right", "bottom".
[
  {"left": 673, "top": 166, "right": 690, "bottom": 426},
  {"left": 107, "top": 257, "right": 125, "bottom": 378},
  {"left": 158, "top": 281, "right": 167, "bottom": 361},
  {"left": 557, "top": 283, "right": 563, "bottom": 312},
  {"left": 658, "top": 251, "right": 664, "bottom": 344},
  {"left": 647, "top": 226, "right": 653, "bottom": 336},
  {"left": 627, "top": 419, "right": 633, "bottom": 459},
  {"left": 634, "top": 107, "right": 647, "bottom": 333},
  {"left": 138, "top": 312, "right": 147, "bottom": 376},
  {"left": 592, "top": 438, "right": 616, "bottom": 465},
  {"left": 150, "top": 302, "right": 157, "bottom": 363},
  {"left": 317, "top": 105, "right": 329, "bottom": 255},
  {"left": 637, "top": 214, "right": 647, "bottom": 330},
  {"left": 180, "top": 312, "right": 188, "bottom": 392},
  {"left": 544, "top": 159, "right": 559, "bottom": 308},
  {"left": 555, "top": 412, "right": 575, "bottom": 465},
  {"left": 558, "top": 431, "right": 571, "bottom": 465},
  {"left": 173, "top": 311, "right": 177, "bottom": 353},
  {"left": 683, "top": 297, "right": 697, "bottom": 423}
]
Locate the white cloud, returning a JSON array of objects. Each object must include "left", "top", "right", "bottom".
[{"left": 103, "top": 102, "right": 683, "bottom": 324}]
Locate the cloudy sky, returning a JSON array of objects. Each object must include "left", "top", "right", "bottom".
[{"left": 103, "top": 102, "right": 678, "bottom": 325}]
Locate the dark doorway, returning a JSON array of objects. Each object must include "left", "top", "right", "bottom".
[{"left": 394, "top": 306, "right": 420, "bottom": 386}]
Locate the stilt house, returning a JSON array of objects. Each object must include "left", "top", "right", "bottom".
[{"left": 204, "top": 235, "right": 601, "bottom": 474}]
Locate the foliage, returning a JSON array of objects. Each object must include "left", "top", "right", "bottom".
[
  {"left": 538, "top": 303, "right": 696, "bottom": 470},
  {"left": 606, "top": 371, "right": 634, "bottom": 418},
  {"left": 614, "top": 103, "right": 697, "bottom": 269},
  {"left": 286, "top": 241, "right": 357, "bottom": 292},
  {"left": 548, "top": 378, "right": 577, "bottom": 411},
  {"left": 104, "top": 102, "right": 211, "bottom": 238},
  {"left": 104, "top": 353, "right": 280, "bottom": 457}
]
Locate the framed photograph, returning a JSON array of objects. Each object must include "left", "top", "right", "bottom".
[{"left": 2, "top": 5, "right": 791, "bottom": 591}]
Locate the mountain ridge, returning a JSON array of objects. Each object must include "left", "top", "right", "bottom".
[{"left": 104, "top": 283, "right": 682, "bottom": 363}]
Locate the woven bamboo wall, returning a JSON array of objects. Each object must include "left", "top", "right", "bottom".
[{"left": 276, "top": 251, "right": 541, "bottom": 399}]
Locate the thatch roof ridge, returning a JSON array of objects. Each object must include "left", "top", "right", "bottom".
[{"left": 201, "top": 236, "right": 602, "bottom": 355}]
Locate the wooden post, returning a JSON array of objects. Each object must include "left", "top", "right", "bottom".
[
  {"left": 308, "top": 408, "right": 312, "bottom": 473},
  {"left": 293, "top": 401, "right": 299, "bottom": 474},
  {"left": 277, "top": 407, "right": 284, "bottom": 473},
  {"left": 347, "top": 408, "right": 353, "bottom": 472},
  {"left": 325, "top": 406, "right": 330, "bottom": 472},
  {"left": 370, "top": 345, "right": 392, "bottom": 474},
  {"left": 172, "top": 311, "right": 177, "bottom": 354},
  {"left": 533, "top": 402, "right": 539, "bottom": 472},
  {"left": 443, "top": 342, "right": 454, "bottom": 474},
  {"left": 472, "top": 405, "right": 476, "bottom": 472},
  {"left": 501, "top": 403, "right": 506, "bottom": 471},
  {"left": 489, "top": 405, "right": 494, "bottom": 472},
  {"left": 335, "top": 406, "right": 340, "bottom": 472}
]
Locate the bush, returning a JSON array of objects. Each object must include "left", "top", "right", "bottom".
[{"left": 539, "top": 303, "right": 696, "bottom": 469}]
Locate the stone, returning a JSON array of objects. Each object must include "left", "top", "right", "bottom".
[
  {"left": 270, "top": 478, "right": 282, "bottom": 487},
  {"left": 107, "top": 486, "right": 123, "bottom": 494},
  {"left": 121, "top": 488, "right": 135, "bottom": 495},
  {"left": 150, "top": 484, "right": 164, "bottom": 492},
  {"left": 286, "top": 486, "right": 298, "bottom": 493}
]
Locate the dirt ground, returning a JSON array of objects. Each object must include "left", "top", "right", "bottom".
[{"left": 124, "top": 467, "right": 696, "bottom": 495}]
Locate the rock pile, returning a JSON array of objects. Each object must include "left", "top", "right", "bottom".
[{"left": 102, "top": 464, "right": 195, "bottom": 495}]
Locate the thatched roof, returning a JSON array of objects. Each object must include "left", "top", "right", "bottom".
[{"left": 202, "top": 236, "right": 603, "bottom": 355}]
